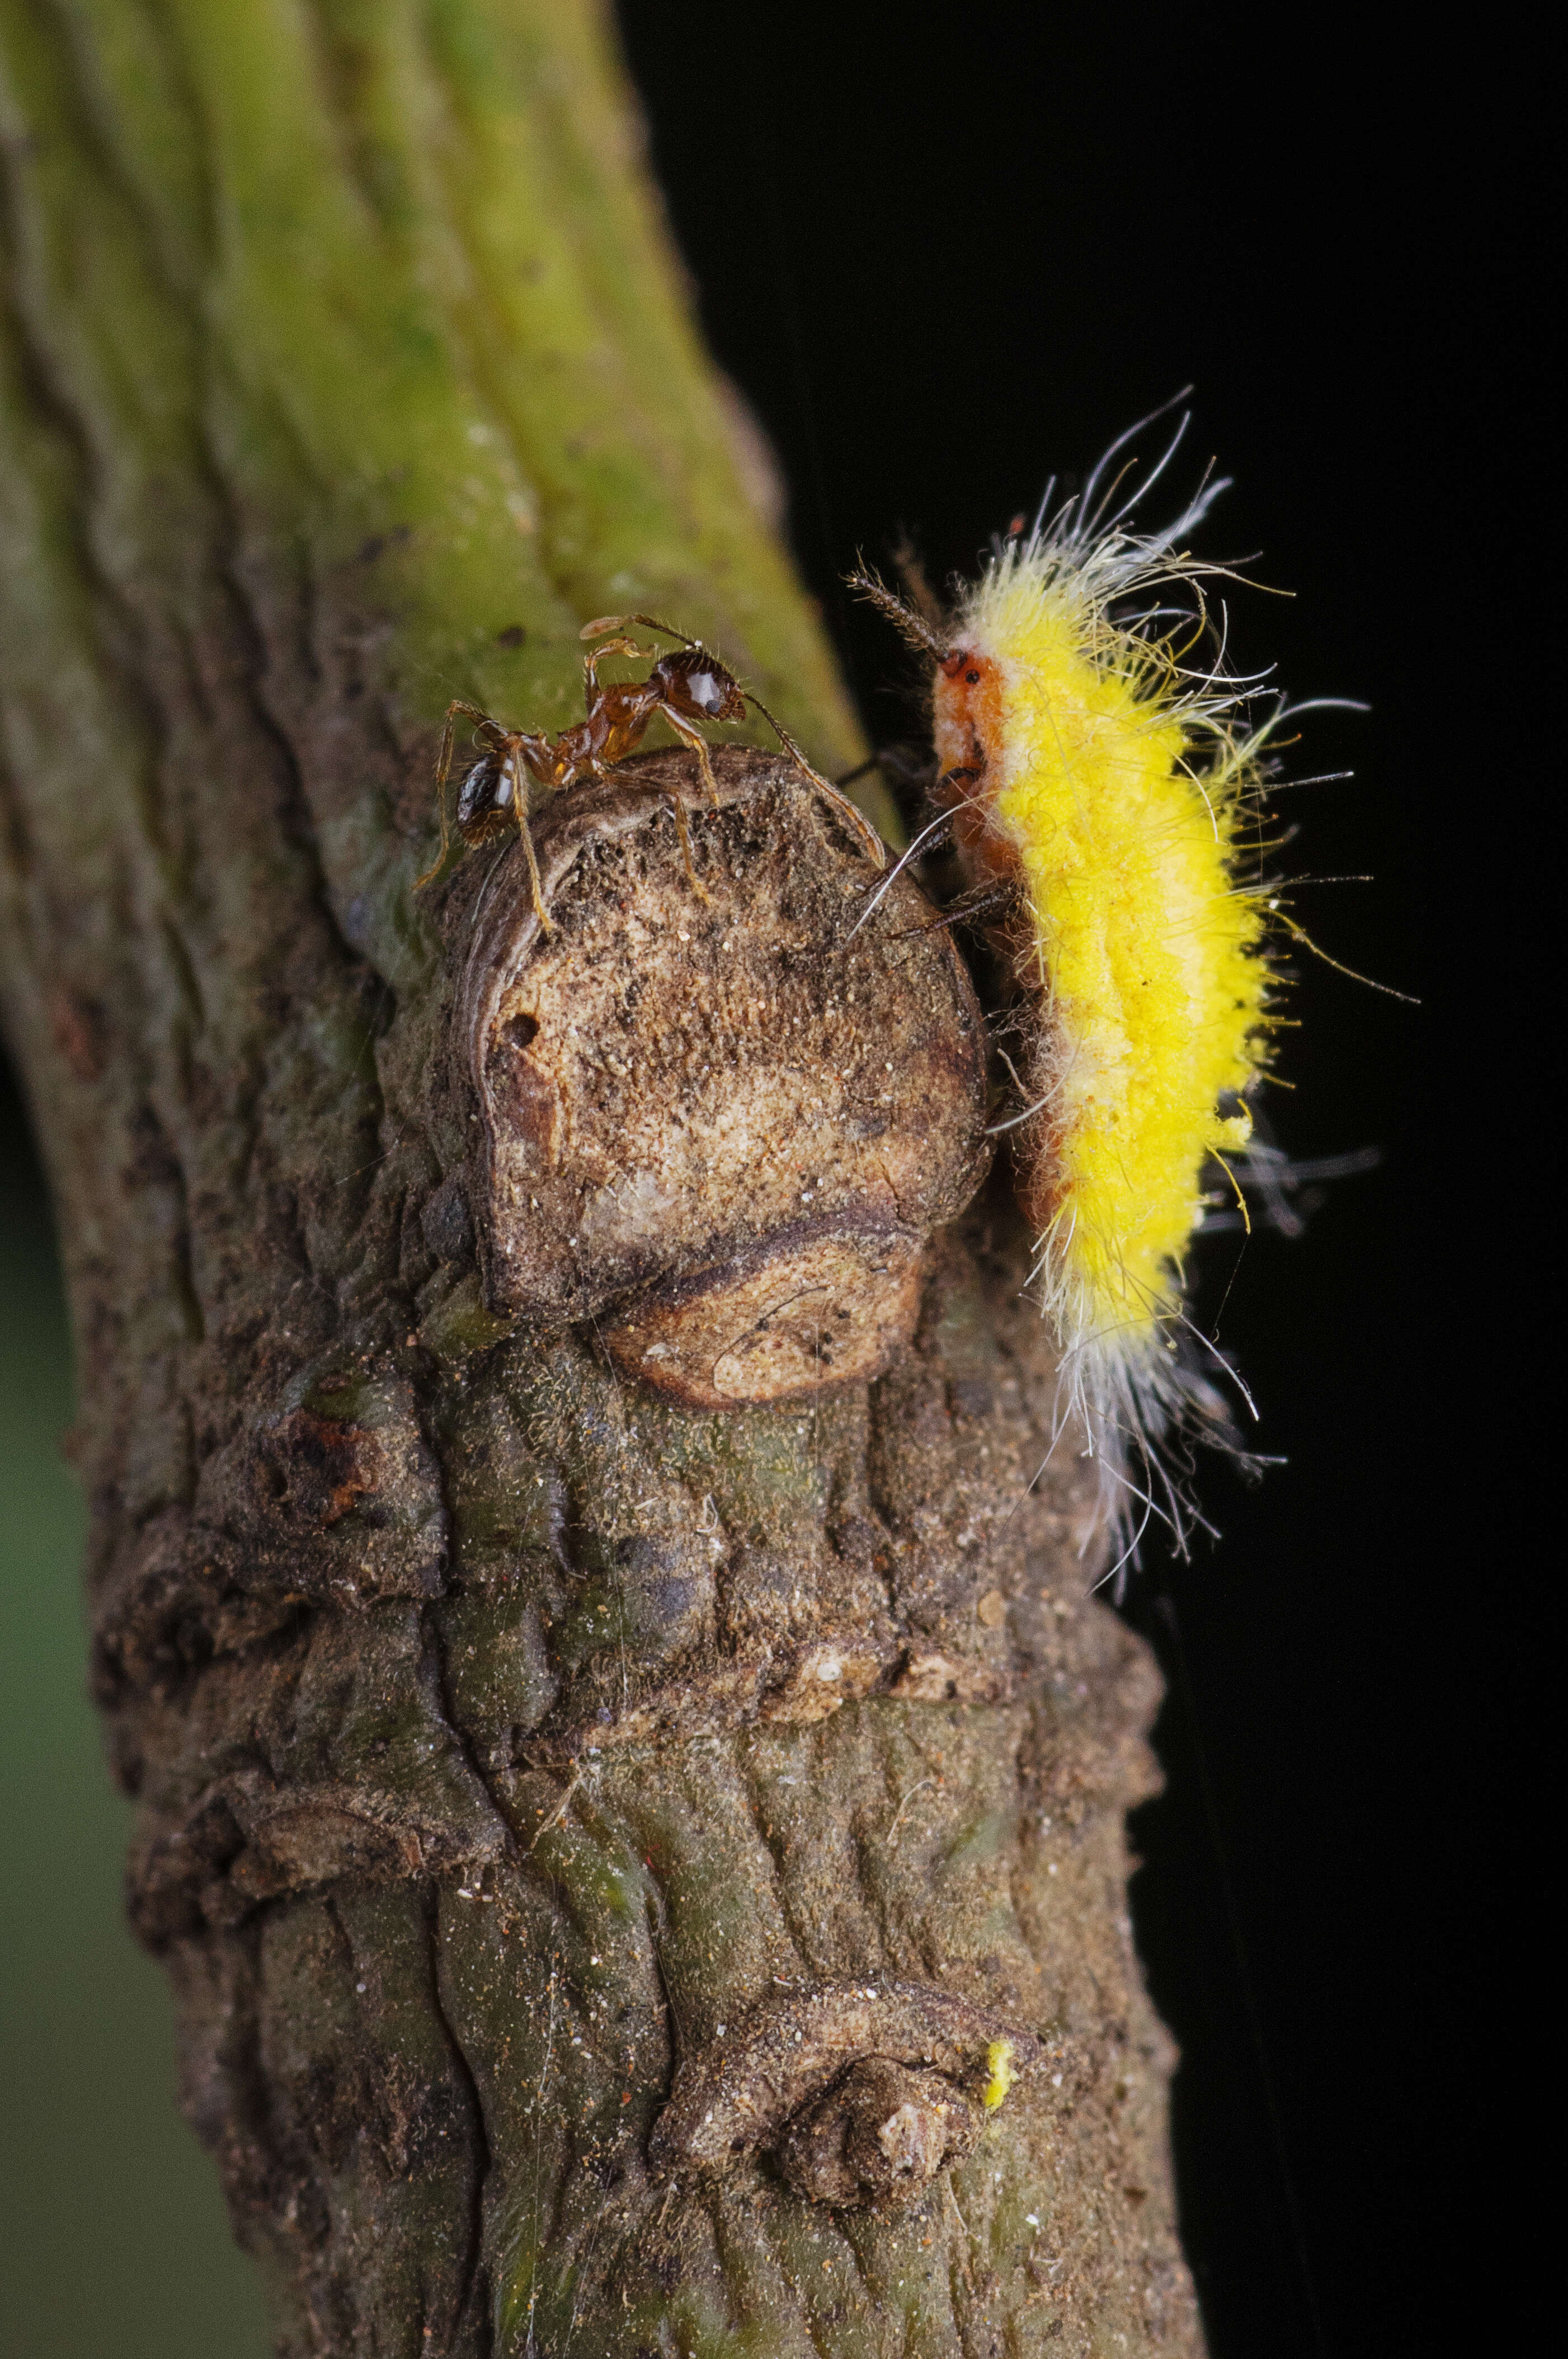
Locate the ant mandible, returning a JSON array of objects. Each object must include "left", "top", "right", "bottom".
[{"left": 416, "top": 614, "right": 886, "bottom": 929}]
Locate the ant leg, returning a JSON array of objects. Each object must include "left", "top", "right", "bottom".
[
  {"left": 581, "top": 745, "right": 700, "bottom": 877},
  {"left": 660, "top": 706, "right": 722, "bottom": 803},
  {"left": 891, "top": 877, "right": 1021, "bottom": 942},
  {"left": 582, "top": 634, "right": 646, "bottom": 707},
  {"left": 639, "top": 716, "right": 713, "bottom": 902},
  {"left": 745, "top": 692, "right": 887, "bottom": 870},
  {"left": 505, "top": 740, "right": 553, "bottom": 935},
  {"left": 667, "top": 793, "right": 712, "bottom": 906},
  {"left": 416, "top": 699, "right": 492, "bottom": 890}
]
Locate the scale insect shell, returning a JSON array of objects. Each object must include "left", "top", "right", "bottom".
[{"left": 859, "top": 449, "right": 1280, "bottom": 1562}]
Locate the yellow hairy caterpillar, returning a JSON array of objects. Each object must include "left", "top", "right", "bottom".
[{"left": 855, "top": 415, "right": 1288, "bottom": 1567}]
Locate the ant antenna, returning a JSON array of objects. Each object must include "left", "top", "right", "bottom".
[
  {"left": 745, "top": 690, "right": 887, "bottom": 868},
  {"left": 580, "top": 612, "right": 699, "bottom": 650}
]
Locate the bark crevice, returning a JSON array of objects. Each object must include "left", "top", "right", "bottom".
[{"left": 425, "top": 1891, "right": 496, "bottom": 2359}]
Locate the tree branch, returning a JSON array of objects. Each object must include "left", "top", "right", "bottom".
[{"left": 1, "top": 3, "right": 1204, "bottom": 2350}]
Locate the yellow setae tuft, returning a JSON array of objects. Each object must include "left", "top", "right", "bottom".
[{"left": 958, "top": 556, "right": 1268, "bottom": 1348}]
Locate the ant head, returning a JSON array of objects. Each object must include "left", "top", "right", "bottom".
[{"left": 657, "top": 645, "right": 748, "bottom": 726}]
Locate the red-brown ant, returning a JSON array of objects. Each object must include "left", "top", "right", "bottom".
[{"left": 417, "top": 614, "right": 885, "bottom": 927}]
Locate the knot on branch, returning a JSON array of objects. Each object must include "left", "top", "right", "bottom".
[
  {"left": 776, "top": 2057, "right": 983, "bottom": 2208},
  {"left": 648, "top": 1978, "right": 1040, "bottom": 2208},
  {"left": 450, "top": 748, "right": 989, "bottom": 1407}
]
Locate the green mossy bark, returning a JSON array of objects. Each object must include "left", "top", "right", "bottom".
[{"left": 0, "top": 5, "right": 1204, "bottom": 2353}]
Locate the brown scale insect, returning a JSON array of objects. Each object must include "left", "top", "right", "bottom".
[{"left": 417, "top": 613, "right": 886, "bottom": 927}]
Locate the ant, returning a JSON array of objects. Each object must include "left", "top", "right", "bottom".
[{"left": 416, "top": 614, "right": 885, "bottom": 928}]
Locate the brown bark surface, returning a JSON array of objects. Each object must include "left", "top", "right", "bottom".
[{"left": 0, "top": 3, "right": 1206, "bottom": 2351}]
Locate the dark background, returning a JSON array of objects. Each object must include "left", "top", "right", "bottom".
[
  {"left": 614, "top": 8, "right": 1531, "bottom": 2355},
  {"left": 0, "top": 8, "right": 1534, "bottom": 2353}
]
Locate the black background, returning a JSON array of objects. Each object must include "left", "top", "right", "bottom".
[
  {"left": 613, "top": 8, "right": 1534, "bottom": 2354},
  {"left": 0, "top": 10, "right": 1538, "bottom": 2351}
]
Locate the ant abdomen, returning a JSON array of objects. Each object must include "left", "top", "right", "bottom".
[{"left": 456, "top": 754, "right": 516, "bottom": 847}]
